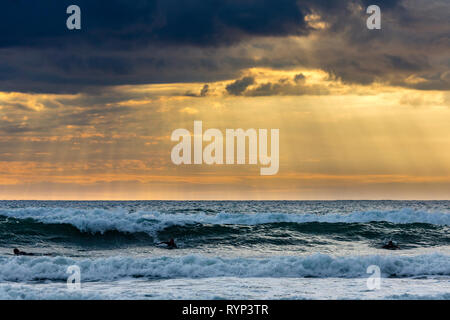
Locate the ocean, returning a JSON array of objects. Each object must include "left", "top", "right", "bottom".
[{"left": 0, "top": 200, "right": 449, "bottom": 300}]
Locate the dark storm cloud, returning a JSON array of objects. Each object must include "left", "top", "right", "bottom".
[
  {"left": 0, "top": 0, "right": 307, "bottom": 48},
  {"left": 0, "top": 0, "right": 309, "bottom": 93},
  {"left": 310, "top": 0, "right": 449, "bottom": 90},
  {"left": 0, "top": 0, "right": 448, "bottom": 93},
  {"left": 226, "top": 77, "right": 255, "bottom": 95}
]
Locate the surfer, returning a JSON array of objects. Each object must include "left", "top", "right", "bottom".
[
  {"left": 382, "top": 240, "right": 399, "bottom": 250},
  {"left": 160, "top": 238, "right": 177, "bottom": 249},
  {"left": 13, "top": 248, "right": 35, "bottom": 256}
]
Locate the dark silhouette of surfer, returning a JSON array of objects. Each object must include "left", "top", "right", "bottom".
[
  {"left": 160, "top": 238, "right": 177, "bottom": 249},
  {"left": 13, "top": 248, "right": 35, "bottom": 256},
  {"left": 382, "top": 240, "right": 399, "bottom": 250}
]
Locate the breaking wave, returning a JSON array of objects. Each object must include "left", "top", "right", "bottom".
[
  {"left": 0, "top": 253, "right": 448, "bottom": 282},
  {"left": 0, "top": 208, "right": 449, "bottom": 236}
]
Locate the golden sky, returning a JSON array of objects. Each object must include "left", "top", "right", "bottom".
[
  {"left": 1, "top": 67, "right": 449, "bottom": 199},
  {"left": 1, "top": 1, "right": 449, "bottom": 199}
]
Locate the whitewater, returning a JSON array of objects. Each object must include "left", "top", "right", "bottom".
[{"left": 0, "top": 200, "right": 449, "bottom": 299}]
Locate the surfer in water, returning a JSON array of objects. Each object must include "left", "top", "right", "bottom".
[
  {"left": 382, "top": 240, "right": 399, "bottom": 250},
  {"left": 160, "top": 238, "right": 177, "bottom": 249},
  {"left": 13, "top": 248, "right": 35, "bottom": 256}
]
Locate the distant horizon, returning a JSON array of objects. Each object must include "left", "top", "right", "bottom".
[{"left": 1, "top": 199, "right": 449, "bottom": 202}]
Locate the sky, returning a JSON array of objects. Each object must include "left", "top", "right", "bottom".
[{"left": 0, "top": 0, "right": 449, "bottom": 200}]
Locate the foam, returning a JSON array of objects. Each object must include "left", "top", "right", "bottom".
[{"left": 0, "top": 253, "right": 448, "bottom": 282}]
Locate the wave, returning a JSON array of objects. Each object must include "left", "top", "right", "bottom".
[
  {"left": 1, "top": 217, "right": 448, "bottom": 249},
  {"left": 0, "top": 216, "right": 153, "bottom": 249},
  {"left": 0, "top": 253, "right": 449, "bottom": 282},
  {"left": 1, "top": 208, "right": 448, "bottom": 249},
  {"left": 0, "top": 208, "right": 449, "bottom": 236}
]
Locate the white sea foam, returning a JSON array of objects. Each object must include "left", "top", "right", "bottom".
[
  {"left": 0, "top": 253, "right": 448, "bottom": 282},
  {"left": 0, "top": 284, "right": 111, "bottom": 300},
  {"left": 0, "top": 207, "right": 448, "bottom": 235},
  {"left": 1, "top": 277, "right": 449, "bottom": 300}
]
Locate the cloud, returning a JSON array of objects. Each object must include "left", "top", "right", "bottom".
[
  {"left": 229, "top": 74, "right": 331, "bottom": 96},
  {"left": 200, "top": 84, "right": 210, "bottom": 97},
  {"left": 0, "top": 0, "right": 308, "bottom": 48},
  {"left": 294, "top": 74, "right": 306, "bottom": 82},
  {"left": 185, "top": 84, "right": 210, "bottom": 97},
  {"left": 0, "top": 0, "right": 448, "bottom": 93},
  {"left": 226, "top": 77, "right": 255, "bottom": 95}
]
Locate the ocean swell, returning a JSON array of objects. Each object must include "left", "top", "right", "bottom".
[{"left": 0, "top": 208, "right": 449, "bottom": 236}]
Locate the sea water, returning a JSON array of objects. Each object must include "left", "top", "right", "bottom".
[{"left": 0, "top": 200, "right": 448, "bottom": 299}]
